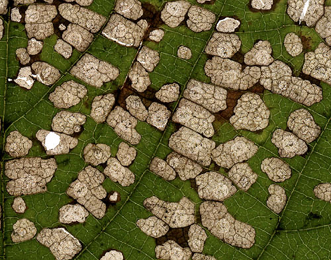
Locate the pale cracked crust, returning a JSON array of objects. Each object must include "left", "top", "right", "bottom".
[
  {"left": 62, "top": 23, "right": 94, "bottom": 52},
  {"left": 143, "top": 196, "right": 195, "bottom": 228},
  {"left": 287, "top": 0, "right": 324, "bottom": 27},
  {"left": 261, "top": 60, "right": 323, "bottom": 106},
  {"left": 150, "top": 157, "right": 176, "bottom": 181},
  {"left": 251, "top": 0, "right": 273, "bottom": 10},
  {"left": 25, "top": 4, "right": 57, "bottom": 24},
  {"left": 205, "top": 57, "right": 261, "bottom": 90},
  {"left": 49, "top": 80, "right": 87, "bottom": 109},
  {"left": 14, "top": 66, "right": 35, "bottom": 89},
  {"left": 244, "top": 40, "right": 274, "bottom": 66},
  {"left": 102, "top": 14, "right": 145, "bottom": 47},
  {"left": 51, "top": 111, "right": 86, "bottom": 135},
  {"left": 59, "top": 204, "right": 89, "bottom": 224},
  {"left": 70, "top": 53, "right": 119, "bottom": 88},
  {"left": 169, "top": 127, "right": 215, "bottom": 166},
  {"left": 216, "top": 17, "right": 240, "bottom": 33},
  {"left": 104, "top": 157, "right": 135, "bottom": 186},
  {"left": 107, "top": 106, "right": 141, "bottom": 145},
  {"left": 115, "top": 0, "right": 143, "bottom": 20},
  {"left": 177, "top": 45, "right": 192, "bottom": 60},
  {"left": 32, "top": 62, "right": 61, "bottom": 86},
  {"left": 59, "top": 3, "right": 106, "bottom": 33},
  {"left": 261, "top": 157, "right": 292, "bottom": 182},
  {"left": 16, "top": 48, "right": 30, "bottom": 65},
  {"left": 11, "top": 218, "right": 37, "bottom": 243},
  {"left": 267, "top": 184, "right": 287, "bottom": 214},
  {"left": 36, "top": 130, "right": 78, "bottom": 155},
  {"left": 184, "top": 79, "right": 227, "bottom": 113},
  {"left": 137, "top": 46, "right": 160, "bottom": 72},
  {"left": 5, "top": 131, "right": 33, "bottom": 158},
  {"left": 161, "top": 1, "right": 191, "bottom": 28},
  {"left": 271, "top": 129, "right": 308, "bottom": 158},
  {"left": 287, "top": 108, "right": 321, "bottom": 143},
  {"left": 155, "top": 83, "right": 180, "bottom": 103},
  {"left": 192, "top": 254, "right": 217, "bottom": 260},
  {"left": 188, "top": 224, "right": 207, "bottom": 253},
  {"left": 101, "top": 250, "right": 124, "bottom": 260},
  {"left": 149, "top": 29, "right": 165, "bottom": 42},
  {"left": 54, "top": 39, "right": 72, "bottom": 59},
  {"left": 37, "top": 228, "right": 82, "bottom": 260},
  {"left": 200, "top": 201, "right": 255, "bottom": 248},
  {"left": 12, "top": 197, "right": 27, "bottom": 214},
  {"left": 25, "top": 22, "right": 54, "bottom": 40},
  {"left": 0, "top": 0, "right": 7, "bottom": 15},
  {"left": 314, "top": 183, "right": 331, "bottom": 202},
  {"left": 83, "top": 143, "right": 111, "bottom": 166},
  {"left": 212, "top": 136, "right": 258, "bottom": 169},
  {"left": 196, "top": 171, "right": 237, "bottom": 201},
  {"left": 128, "top": 62, "right": 151, "bottom": 92},
  {"left": 186, "top": 6, "right": 216, "bottom": 32},
  {"left": 67, "top": 166, "right": 107, "bottom": 219},
  {"left": 136, "top": 216, "right": 169, "bottom": 238},
  {"left": 27, "top": 38, "right": 43, "bottom": 55},
  {"left": 166, "top": 152, "right": 202, "bottom": 180},
  {"left": 125, "top": 95, "right": 148, "bottom": 121},
  {"left": 229, "top": 92, "right": 270, "bottom": 131},
  {"left": 155, "top": 240, "right": 192, "bottom": 260},
  {"left": 205, "top": 33, "right": 241, "bottom": 58},
  {"left": 5, "top": 157, "right": 57, "bottom": 196},
  {"left": 284, "top": 33, "right": 303, "bottom": 57},
  {"left": 172, "top": 98, "right": 215, "bottom": 137},
  {"left": 228, "top": 163, "right": 258, "bottom": 191},
  {"left": 116, "top": 142, "right": 136, "bottom": 166},
  {"left": 315, "top": 7, "right": 331, "bottom": 45},
  {"left": 147, "top": 102, "right": 171, "bottom": 131},
  {"left": 91, "top": 94, "right": 115, "bottom": 123}
]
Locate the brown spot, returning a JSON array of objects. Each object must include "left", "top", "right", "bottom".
[
  {"left": 142, "top": 3, "right": 163, "bottom": 40},
  {"left": 299, "top": 34, "right": 312, "bottom": 52},
  {"left": 219, "top": 90, "right": 244, "bottom": 120},
  {"left": 156, "top": 226, "right": 190, "bottom": 247},
  {"left": 107, "top": 191, "right": 121, "bottom": 204},
  {"left": 299, "top": 72, "right": 321, "bottom": 86}
]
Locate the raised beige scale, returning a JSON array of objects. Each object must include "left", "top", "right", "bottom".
[
  {"left": 59, "top": 204, "right": 89, "bottom": 224},
  {"left": 109, "top": 191, "right": 120, "bottom": 203},
  {"left": 156, "top": 83, "right": 180, "bottom": 103},
  {"left": 161, "top": 1, "right": 191, "bottom": 28},
  {"left": 27, "top": 38, "right": 43, "bottom": 55},
  {"left": 90, "top": 94, "right": 115, "bottom": 123},
  {"left": 128, "top": 62, "right": 151, "bottom": 92},
  {"left": 212, "top": 136, "right": 258, "bottom": 168},
  {"left": 64, "top": 0, "right": 94, "bottom": 6},
  {"left": 188, "top": 224, "right": 207, "bottom": 253},
  {"left": 115, "top": 0, "right": 143, "bottom": 20},
  {"left": 14, "top": 66, "right": 35, "bottom": 89},
  {"left": 59, "top": 3, "right": 106, "bottom": 33},
  {"left": 12, "top": 197, "right": 27, "bottom": 214},
  {"left": 49, "top": 80, "right": 87, "bottom": 109},
  {"left": 196, "top": 171, "right": 237, "bottom": 201},
  {"left": 251, "top": 0, "right": 273, "bottom": 10},
  {"left": 172, "top": 98, "right": 215, "bottom": 137},
  {"left": 16, "top": 48, "right": 30, "bottom": 65},
  {"left": 287, "top": 0, "right": 324, "bottom": 27},
  {"left": 244, "top": 40, "right": 274, "bottom": 66},
  {"left": 137, "top": 46, "right": 160, "bottom": 72},
  {"left": 166, "top": 152, "right": 202, "bottom": 180},
  {"left": 150, "top": 157, "right": 176, "bottom": 180},
  {"left": 200, "top": 201, "right": 255, "bottom": 248},
  {"left": 267, "top": 184, "right": 287, "bottom": 214},
  {"left": 0, "top": 0, "right": 7, "bottom": 14},
  {"left": 125, "top": 95, "right": 148, "bottom": 121},
  {"left": 261, "top": 60, "right": 323, "bottom": 106},
  {"left": 187, "top": 6, "right": 215, "bottom": 32},
  {"left": 177, "top": 45, "right": 192, "bottom": 60},
  {"left": 102, "top": 14, "right": 145, "bottom": 47},
  {"left": 230, "top": 92, "right": 270, "bottom": 131},
  {"left": 14, "top": 0, "right": 36, "bottom": 4},
  {"left": 155, "top": 240, "right": 192, "bottom": 260},
  {"left": 36, "top": 130, "right": 78, "bottom": 155},
  {"left": 32, "top": 62, "right": 61, "bottom": 85},
  {"left": 147, "top": 102, "right": 171, "bottom": 131},
  {"left": 11, "top": 218, "right": 37, "bottom": 243},
  {"left": 107, "top": 106, "right": 141, "bottom": 145},
  {"left": 261, "top": 157, "right": 292, "bottom": 182},
  {"left": 284, "top": 33, "right": 303, "bottom": 57},
  {"left": 206, "top": 33, "right": 241, "bottom": 58},
  {"left": 5, "top": 157, "right": 57, "bottom": 196},
  {"left": 192, "top": 254, "right": 216, "bottom": 260},
  {"left": 271, "top": 129, "right": 308, "bottom": 158},
  {"left": 51, "top": 111, "right": 86, "bottom": 135},
  {"left": 303, "top": 43, "right": 331, "bottom": 85},
  {"left": 315, "top": 7, "right": 331, "bottom": 45},
  {"left": 228, "top": 163, "right": 258, "bottom": 191},
  {"left": 70, "top": 54, "right": 119, "bottom": 88},
  {"left": 5, "top": 131, "right": 32, "bottom": 158},
  {"left": 216, "top": 17, "right": 240, "bottom": 32},
  {"left": 136, "top": 216, "right": 169, "bottom": 238},
  {"left": 11, "top": 8, "right": 22, "bottom": 22},
  {"left": 83, "top": 143, "right": 111, "bottom": 166},
  {"left": 184, "top": 79, "right": 227, "bottom": 113},
  {"left": 314, "top": 183, "right": 331, "bottom": 202},
  {"left": 116, "top": 142, "right": 136, "bottom": 166},
  {"left": 37, "top": 228, "right": 82, "bottom": 260},
  {"left": 104, "top": 158, "right": 135, "bottom": 186},
  {"left": 101, "top": 250, "right": 124, "bottom": 260},
  {"left": 54, "top": 39, "right": 72, "bottom": 59},
  {"left": 287, "top": 108, "right": 320, "bottom": 143},
  {"left": 205, "top": 57, "right": 261, "bottom": 90},
  {"left": 149, "top": 29, "right": 165, "bottom": 42},
  {"left": 62, "top": 23, "right": 94, "bottom": 52},
  {"left": 67, "top": 166, "right": 107, "bottom": 219},
  {"left": 169, "top": 127, "right": 215, "bottom": 166},
  {"left": 144, "top": 196, "right": 195, "bottom": 228}
]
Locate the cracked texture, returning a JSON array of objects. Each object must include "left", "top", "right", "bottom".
[
  {"left": 83, "top": 143, "right": 111, "bottom": 166},
  {"left": 5, "top": 130, "right": 33, "bottom": 158},
  {"left": 205, "top": 33, "right": 241, "bottom": 58},
  {"left": 136, "top": 216, "right": 169, "bottom": 238},
  {"left": 267, "top": 184, "right": 287, "bottom": 214},
  {"left": 261, "top": 157, "right": 292, "bottom": 182},
  {"left": 228, "top": 163, "right": 258, "bottom": 191},
  {"left": 186, "top": 6, "right": 216, "bottom": 32},
  {"left": 51, "top": 111, "right": 86, "bottom": 135},
  {"left": 166, "top": 152, "right": 202, "bottom": 180},
  {"left": 104, "top": 158, "right": 135, "bottom": 186},
  {"left": 91, "top": 94, "right": 115, "bottom": 123}
]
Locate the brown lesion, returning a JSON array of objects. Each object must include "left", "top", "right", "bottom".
[{"left": 156, "top": 226, "right": 190, "bottom": 248}]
